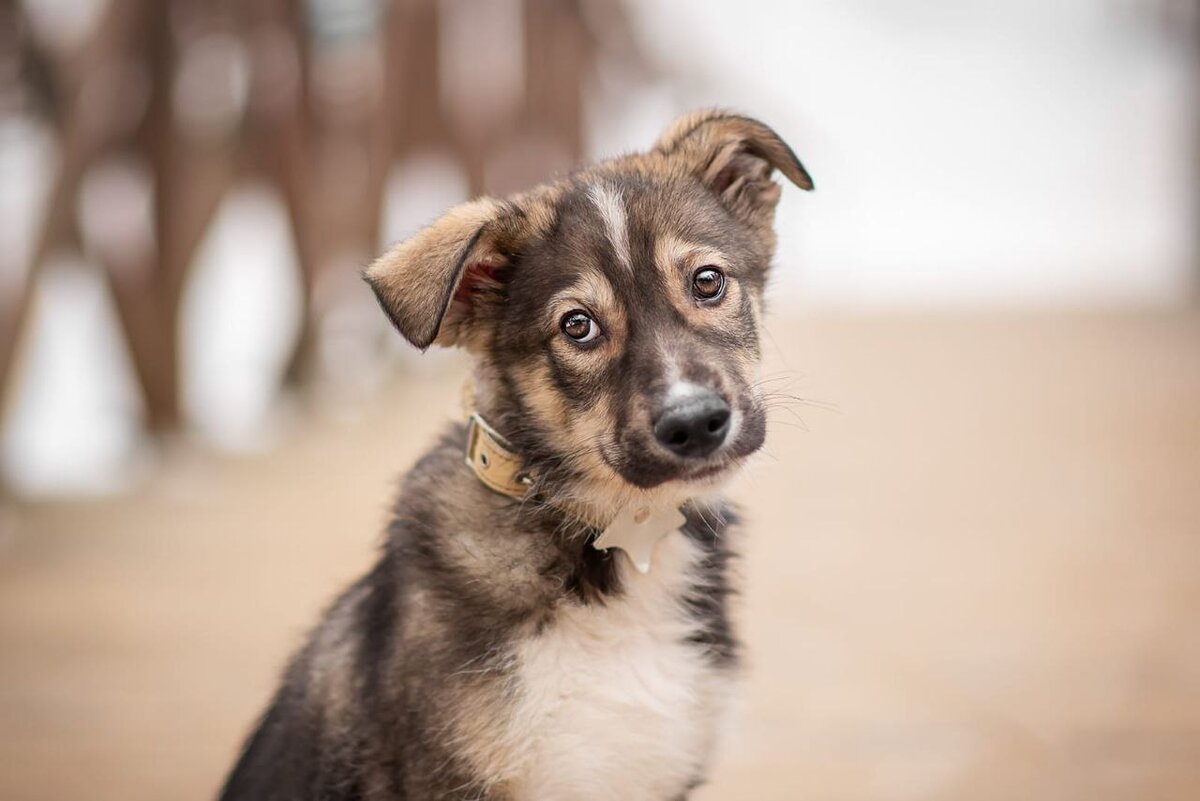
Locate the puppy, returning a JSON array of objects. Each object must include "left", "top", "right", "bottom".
[{"left": 218, "top": 110, "right": 812, "bottom": 801}]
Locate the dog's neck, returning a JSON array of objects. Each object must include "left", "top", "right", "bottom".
[{"left": 461, "top": 368, "right": 703, "bottom": 573}]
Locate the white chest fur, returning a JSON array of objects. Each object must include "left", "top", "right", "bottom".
[{"left": 493, "top": 530, "right": 733, "bottom": 801}]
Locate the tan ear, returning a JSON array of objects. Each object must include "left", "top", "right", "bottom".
[
  {"left": 364, "top": 197, "right": 523, "bottom": 350},
  {"left": 655, "top": 110, "right": 813, "bottom": 220}
]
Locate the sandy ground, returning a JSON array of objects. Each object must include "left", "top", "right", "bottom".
[{"left": 1, "top": 311, "right": 1198, "bottom": 801}]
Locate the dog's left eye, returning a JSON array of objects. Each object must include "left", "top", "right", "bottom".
[
  {"left": 560, "top": 310, "right": 601, "bottom": 343},
  {"left": 692, "top": 267, "right": 726, "bottom": 301}
]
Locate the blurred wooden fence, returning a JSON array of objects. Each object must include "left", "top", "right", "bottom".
[{"left": 0, "top": 0, "right": 643, "bottom": 439}]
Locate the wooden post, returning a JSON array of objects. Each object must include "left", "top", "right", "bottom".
[{"left": 1, "top": 0, "right": 648, "bottom": 482}]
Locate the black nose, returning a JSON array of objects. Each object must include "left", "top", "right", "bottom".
[{"left": 653, "top": 392, "right": 731, "bottom": 459}]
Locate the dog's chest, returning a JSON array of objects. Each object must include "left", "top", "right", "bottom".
[{"left": 497, "top": 532, "right": 731, "bottom": 801}]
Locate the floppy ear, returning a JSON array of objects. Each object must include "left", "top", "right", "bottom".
[
  {"left": 364, "top": 197, "right": 524, "bottom": 351},
  {"left": 654, "top": 110, "right": 813, "bottom": 222}
]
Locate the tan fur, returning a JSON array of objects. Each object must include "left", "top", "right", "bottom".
[
  {"left": 366, "top": 198, "right": 507, "bottom": 349},
  {"left": 652, "top": 109, "right": 813, "bottom": 191},
  {"left": 366, "top": 187, "right": 563, "bottom": 352}
]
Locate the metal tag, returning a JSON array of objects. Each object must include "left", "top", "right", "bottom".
[{"left": 592, "top": 502, "right": 686, "bottom": 574}]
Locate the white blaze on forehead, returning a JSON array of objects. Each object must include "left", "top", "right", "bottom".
[{"left": 587, "top": 182, "right": 632, "bottom": 272}]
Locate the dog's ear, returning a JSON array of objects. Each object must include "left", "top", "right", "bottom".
[
  {"left": 655, "top": 110, "right": 813, "bottom": 222},
  {"left": 365, "top": 197, "right": 529, "bottom": 351}
]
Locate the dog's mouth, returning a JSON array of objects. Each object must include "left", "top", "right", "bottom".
[{"left": 679, "top": 458, "right": 741, "bottom": 483}]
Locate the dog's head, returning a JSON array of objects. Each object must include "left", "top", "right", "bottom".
[{"left": 366, "top": 110, "right": 812, "bottom": 505}]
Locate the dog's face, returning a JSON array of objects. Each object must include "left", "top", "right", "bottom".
[{"left": 367, "top": 111, "right": 812, "bottom": 501}]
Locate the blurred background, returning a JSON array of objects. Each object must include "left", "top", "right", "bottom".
[{"left": 0, "top": 1, "right": 1197, "bottom": 799}]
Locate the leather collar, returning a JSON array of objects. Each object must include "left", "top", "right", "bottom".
[{"left": 464, "top": 414, "right": 534, "bottom": 499}]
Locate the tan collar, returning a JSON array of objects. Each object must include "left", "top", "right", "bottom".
[{"left": 464, "top": 414, "right": 534, "bottom": 499}]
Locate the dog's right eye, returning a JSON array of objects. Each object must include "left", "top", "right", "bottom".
[{"left": 560, "top": 310, "right": 601, "bottom": 343}]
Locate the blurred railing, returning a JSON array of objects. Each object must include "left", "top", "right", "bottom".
[
  {"left": 0, "top": 0, "right": 642, "bottom": 459},
  {"left": 1154, "top": 0, "right": 1200, "bottom": 294}
]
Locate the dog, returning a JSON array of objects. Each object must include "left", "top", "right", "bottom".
[{"left": 218, "top": 109, "right": 812, "bottom": 801}]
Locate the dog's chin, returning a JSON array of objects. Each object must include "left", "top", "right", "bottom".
[{"left": 678, "top": 459, "right": 741, "bottom": 487}]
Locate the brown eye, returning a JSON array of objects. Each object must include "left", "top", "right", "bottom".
[
  {"left": 560, "top": 310, "right": 601, "bottom": 343},
  {"left": 692, "top": 267, "right": 726, "bottom": 301}
]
